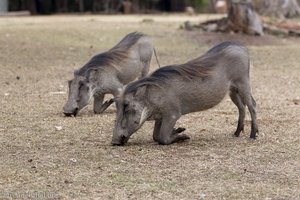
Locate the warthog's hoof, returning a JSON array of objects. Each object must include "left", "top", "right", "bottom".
[
  {"left": 107, "top": 98, "right": 114, "bottom": 103},
  {"left": 94, "top": 98, "right": 115, "bottom": 114},
  {"left": 250, "top": 129, "right": 258, "bottom": 139},
  {"left": 172, "top": 127, "right": 186, "bottom": 134},
  {"left": 176, "top": 134, "right": 190, "bottom": 142},
  {"left": 233, "top": 127, "right": 244, "bottom": 137}
]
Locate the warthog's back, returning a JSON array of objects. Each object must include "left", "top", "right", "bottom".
[
  {"left": 127, "top": 41, "right": 250, "bottom": 114},
  {"left": 75, "top": 32, "right": 152, "bottom": 82}
]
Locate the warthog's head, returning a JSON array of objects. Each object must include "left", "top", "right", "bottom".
[
  {"left": 63, "top": 76, "right": 94, "bottom": 116},
  {"left": 112, "top": 86, "right": 151, "bottom": 145}
]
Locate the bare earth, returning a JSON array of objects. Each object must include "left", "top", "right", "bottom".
[{"left": 0, "top": 15, "right": 299, "bottom": 200}]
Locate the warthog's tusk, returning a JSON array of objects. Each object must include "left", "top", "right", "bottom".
[{"left": 139, "top": 107, "right": 149, "bottom": 126}]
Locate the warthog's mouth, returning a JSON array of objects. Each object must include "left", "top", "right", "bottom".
[
  {"left": 63, "top": 108, "right": 78, "bottom": 117},
  {"left": 64, "top": 113, "right": 76, "bottom": 117}
]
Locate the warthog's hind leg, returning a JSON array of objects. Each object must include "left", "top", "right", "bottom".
[
  {"left": 248, "top": 95, "right": 258, "bottom": 139},
  {"left": 230, "top": 86, "right": 245, "bottom": 137},
  {"left": 234, "top": 83, "right": 258, "bottom": 139}
]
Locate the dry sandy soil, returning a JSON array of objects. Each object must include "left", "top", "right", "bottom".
[{"left": 0, "top": 15, "right": 299, "bottom": 200}]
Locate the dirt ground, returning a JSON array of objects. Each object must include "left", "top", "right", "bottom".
[{"left": 0, "top": 15, "right": 299, "bottom": 200}]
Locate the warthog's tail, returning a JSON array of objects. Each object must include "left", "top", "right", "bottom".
[{"left": 153, "top": 47, "right": 161, "bottom": 68}]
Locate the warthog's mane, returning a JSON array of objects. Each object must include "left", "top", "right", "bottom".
[
  {"left": 75, "top": 32, "right": 146, "bottom": 77},
  {"left": 126, "top": 41, "right": 247, "bottom": 93}
]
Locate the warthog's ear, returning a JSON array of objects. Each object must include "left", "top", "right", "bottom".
[
  {"left": 68, "top": 80, "right": 72, "bottom": 86},
  {"left": 88, "top": 69, "right": 98, "bottom": 82},
  {"left": 134, "top": 86, "right": 147, "bottom": 99},
  {"left": 74, "top": 70, "right": 79, "bottom": 76}
]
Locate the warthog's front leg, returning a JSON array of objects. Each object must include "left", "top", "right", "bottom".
[
  {"left": 153, "top": 120, "right": 186, "bottom": 143},
  {"left": 94, "top": 93, "right": 114, "bottom": 114},
  {"left": 153, "top": 120, "right": 162, "bottom": 142},
  {"left": 154, "top": 114, "right": 190, "bottom": 145}
]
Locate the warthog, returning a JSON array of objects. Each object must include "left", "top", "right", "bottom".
[
  {"left": 112, "top": 41, "right": 258, "bottom": 145},
  {"left": 63, "top": 32, "right": 157, "bottom": 116}
]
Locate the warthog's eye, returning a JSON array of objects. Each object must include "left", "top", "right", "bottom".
[
  {"left": 123, "top": 101, "right": 129, "bottom": 112},
  {"left": 78, "top": 82, "right": 83, "bottom": 89}
]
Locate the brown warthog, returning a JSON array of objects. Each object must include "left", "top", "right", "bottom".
[
  {"left": 112, "top": 41, "right": 258, "bottom": 145},
  {"left": 63, "top": 32, "right": 157, "bottom": 116}
]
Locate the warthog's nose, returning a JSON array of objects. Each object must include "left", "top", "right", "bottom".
[
  {"left": 63, "top": 107, "right": 79, "bottom": 117},
  {"left": 111, "top": 141, "right": 123, "bottom": 146}
]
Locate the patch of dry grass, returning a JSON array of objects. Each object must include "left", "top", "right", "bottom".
[{"left": 0, "top": 15, "right": 299, "bottom": 200}]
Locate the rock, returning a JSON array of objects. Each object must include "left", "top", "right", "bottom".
[{"left": 184, "top": 21, "right": 194, "bottom": 31}]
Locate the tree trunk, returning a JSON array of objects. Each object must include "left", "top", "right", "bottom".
[
  {"left": 26, "top": 0, "right": 37, "bottom": 14},
  {"left": 227, "top": 0, "right": 264, "bottom": 35},
  {"left": 55, "top": 0, "right": 68, "bottom": 12},
  {"left": 256, "top": 0, "right": 300, "bottom": 18},
  {"left": 78, "top": 0, "right": 84, "bottom": 12},
  {"left": 208, "top": 0, "right": 217, "bottom": 12}
]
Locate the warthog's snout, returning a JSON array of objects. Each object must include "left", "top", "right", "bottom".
[
  {"left": 111, "top": 135, "right": 129, "bottom": 146},
  {"left": 63, "top": 107, "right": 79, "bottom": 117}
]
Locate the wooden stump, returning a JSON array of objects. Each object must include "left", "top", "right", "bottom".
[{"left": 256, "top": 0, "right": 300, "bottom": 18}]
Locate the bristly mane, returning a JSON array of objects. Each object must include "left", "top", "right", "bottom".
[
  {"left": 75, "top": 32, "right": 146, "bottom": 77},
  {"left": 126, "top": 41, "right": 247, "bottom": 94}
]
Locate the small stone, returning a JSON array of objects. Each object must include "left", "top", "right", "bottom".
[
  {"left": 55, "top": 126, "right": 63, "bottom": 131},
  {"left": 70, "top": 158, "right": 77, "bottom": 163},
  {"left": 199, "top": 192, "right": 206, "bottom": 199},
  {"left": 142, "top": 18, "right": 154, "bottom": 23},
  {"left": 28, "top": 159, "right": 33, "bottom": 162}
]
